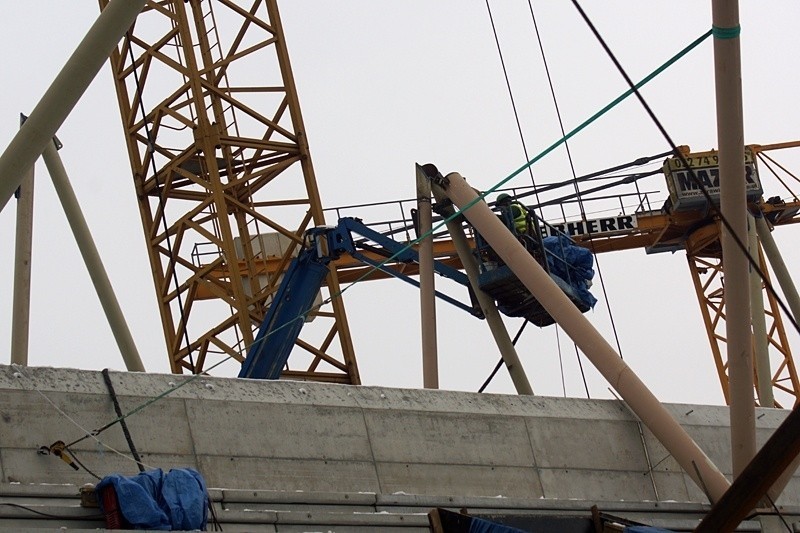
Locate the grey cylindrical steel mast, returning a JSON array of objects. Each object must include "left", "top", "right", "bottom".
[
  {"left": 438, "top": 171, "right": 729, "bottom": 502},
  {"left": 756, "top": 216, "right": 800, "bottom": 326},
  {"left": 755, "top": 215, "right": 800, "bottom": 502},
  {"left": 711, "top": 0, "right": 756, "bottom": 477},
  {"left": 41, "top": 140, "right": 145, "bottom": 372},
  {"left": 416, "top": 165, "right": 438, "bottom": 388},
  {"left": 747, "top": 214, "right": 773, "bottom": 407},
  {"left": 10, "top": 115, "right": 35, "bottom": 366}
]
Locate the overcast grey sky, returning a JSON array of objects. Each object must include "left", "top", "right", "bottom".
[{"left": 2, "top": 2, "right": 800, "bottom": 406}]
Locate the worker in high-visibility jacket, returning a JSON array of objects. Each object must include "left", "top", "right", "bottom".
[{"left": 496, "top": 193, "right": 528, "bottom": 234}]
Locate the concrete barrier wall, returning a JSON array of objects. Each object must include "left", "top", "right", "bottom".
[{"left": 0, "top": 365, "right": 797, "bottom": 505}]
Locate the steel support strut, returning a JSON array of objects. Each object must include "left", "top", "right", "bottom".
[{"left": 436, "top": 171, "right": 729, "bottom": 502}]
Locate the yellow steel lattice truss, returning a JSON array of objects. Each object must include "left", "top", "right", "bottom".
[{"left": 100, "top": 0, "right": 358, "bottom": 381}]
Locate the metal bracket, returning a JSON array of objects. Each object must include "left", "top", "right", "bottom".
[{"left": 420, "top": 163, "right": 448, "bottom": 188}]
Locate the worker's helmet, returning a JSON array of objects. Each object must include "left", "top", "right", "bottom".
[{"left": 496, "top": 193, "right": 512, "bottom": 205}]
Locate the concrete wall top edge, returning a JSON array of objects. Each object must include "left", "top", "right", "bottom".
[{"left": 0, "top": 365, "right": 790, "bottom": 430}]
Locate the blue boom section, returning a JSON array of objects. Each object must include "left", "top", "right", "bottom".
[
  {"left": 542, "top": 234, "right": 596, "bottom": 309},
  {"left": 330, "top": 218, "right": 476, "bottom": 313},
  {"left": 239, "top": 218, "right": 480, "bottom": 380},
  {"left": 238, "top": 233, "right": 332, "bottom": 379}
]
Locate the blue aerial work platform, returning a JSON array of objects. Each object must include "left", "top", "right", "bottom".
[
  {"left": 239, "top": 207, "right": 597, "bottom": 379},
  {"left": 239, "top": 218, "right": 478, "bottom": 380},
  {"left": 474, "top": 201, "right": 596, "bottom": 327}
]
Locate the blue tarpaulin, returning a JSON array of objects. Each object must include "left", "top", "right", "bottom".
[
  {"left": 468, "top": 516, "right": 529, "bottom": 533},
  {"left": 96, "top": 468, "right": 208, "bottom": 530},
  {"left": 542, "top": 235, "right": 597, "bottom": 309}
]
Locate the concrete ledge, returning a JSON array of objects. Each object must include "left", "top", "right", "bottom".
[
  {"left": 0, "top": 522, "right": 108, "bottom": 531},
  {"left": 216, "top": 508, "right": 279, "bottom": 523},
  {"left": 0, "top": 504, "right": 102, "bottom": 519},
  {"left": 0, "top": 484, "right": 82, "bottom": 498},
  {"left": 220, "top": 488, "right": 378, "bottom": 506},
  {"left": 376, "top": 493, "right": 711, "bottom": 513},
  {"left": 220, "top": 488, "right": 378, "bottom": 513},
  {"left": 4, "top": 483, "right": 800, "bottom": 531},
  {"left": 274, "top": 509, "right": 429, "bottom": 526},
  {"left": 3, "top": 364, "right": 800, "bottom": 511}
]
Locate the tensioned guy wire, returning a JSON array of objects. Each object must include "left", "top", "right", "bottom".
[
  {"left": 484, "top": 0, "right": 540, "bottom": 197},
  {"left": 570, "top": 0, "right": 800, "bottom": 341},
  {"left": 525, "top": 0, "right": 592, "bottom": 395}
]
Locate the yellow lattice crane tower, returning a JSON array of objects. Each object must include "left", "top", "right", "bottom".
[{"left": 99, "top": 0, "right": 359, "bottom": 382}]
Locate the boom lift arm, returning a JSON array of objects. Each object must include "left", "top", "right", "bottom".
[
  {"left": 239, "top": 227, "right": 339, "bottom": 380},
  {"left": 239, "top": 217, "right": 482, "bottom": 380},
  {"left": 239, "top": 212, "right": 599, "bottom": 380}
]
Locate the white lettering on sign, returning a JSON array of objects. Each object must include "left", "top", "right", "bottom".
[
  {"left": 662, "top": 147, "right": 763, "bottom": 210},
  {"left": 672, "top": 163, "right": 760, "bottom": 198},
  {"left": 541, "top": 215, "right": 637, "bottom": 238}
]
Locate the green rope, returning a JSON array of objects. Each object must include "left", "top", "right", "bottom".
[
  {"left": 479, "top": 28, "right": 713, "bottom": 200},
  {"left": 712, "top": 25, "right": 740, "bottom": 39},
  {"left": 327, "top": 28, "right": 714, "bottom": 295},
  {"left": 67, "top": 28, "right": 714, "bottom": 444}
]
